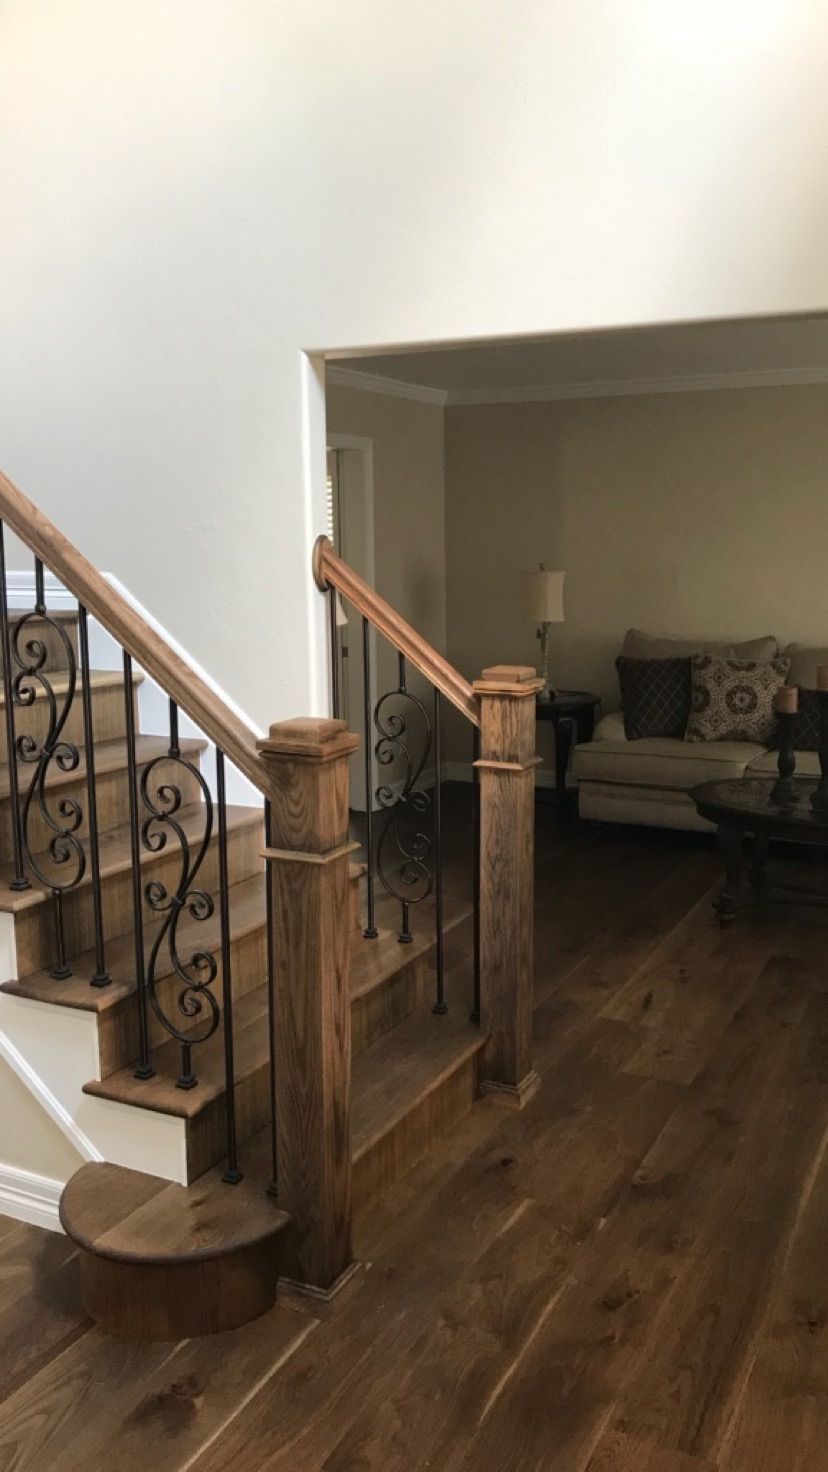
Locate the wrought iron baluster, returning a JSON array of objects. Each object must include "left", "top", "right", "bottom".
[
  {"left": 374, "top": 650, "right": 433, "bottom": 945},
  {"left": 329, "top": 588, "right": 341, "bottom": 720},
  {"left": 264, "top": 796, "right": 278, "bottom": 1196},
  {"left": 432, "top": 687, "right": 446, "bottom": 1014},
  {"left": 78, "top": 607, "right": 109, "bottom": 987},
  {"left": 216, "top": 749, "right": 242, "bottom": 1183},
  {"left": 361, "top": 616, "right": 378, "bottom": 939},
  {"left": 471, "top": 723, "right": 481, "bottom": 1025},
  {"left": 14, "top": 558, "right": 85, "bottom": 979},
  {"left": 124, "top": 651, "right": 153, "bottom": 1079},
  {"left": 140, "top": 696, "right": 219, "bottom": 1090},
  {"left": 0, "top": 523, "right": 29, "bottom": 892}
]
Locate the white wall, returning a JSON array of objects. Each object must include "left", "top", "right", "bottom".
[
  {"left": 0, "top": 1058, "right": 84, "bottom": 1182},
  {"left": 2, "top": 2, "right": 828, "bottom": 725},
  {"left": 445, "top": 384, "right": 828, "bottom": 765}
]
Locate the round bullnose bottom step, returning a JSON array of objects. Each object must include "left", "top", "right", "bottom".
[
  {"left": 77, "top": 1239, "right": 279, "bottom": 1339},
  {"left": 60, "top": 1158, "right": 290, "bottom": 1339}
]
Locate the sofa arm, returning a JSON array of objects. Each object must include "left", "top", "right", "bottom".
[{"left": 589, "top": 710, "right": 625, "bottom": 742}]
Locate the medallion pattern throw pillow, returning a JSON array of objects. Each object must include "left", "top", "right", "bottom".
[
  {"left": 616, "top": 656, "right": 691, "bottom": 739},
  {"left": 685, "top": 655, "right": 791, "bottom": 744}
]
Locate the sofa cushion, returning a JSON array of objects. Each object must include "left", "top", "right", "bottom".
[
  {"left": 623, "top": 628, "right": 778, "bottom": 661},
  {"left": 783, "top": 643, "right": 828, "bottom": 689},
  {"left": 572, "top": 734, "right": 763, "bottom": 791},
  {"left": 685, "top": 654, "right": 790, "bottom": 744},
  {"left": 616, "top": 656, "right": 690, "bottom": 739},
  {"left": 746, "top": 748, "right": 821, "bottom": 778}
]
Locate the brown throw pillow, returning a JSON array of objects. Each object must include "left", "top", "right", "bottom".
[
  {"left": 686, "top": 655, "right": 791, "bottom": 744},
  {"left": 616, "top": 656, "right": 691, "bottom": 739}
]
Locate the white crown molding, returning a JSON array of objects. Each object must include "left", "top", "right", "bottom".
[
  {"left": 327, "top": 362, "right": 828, "bottom": 409},
  {"left": 326, "top": 364, "right": 448, "bottom": 407},
  {"left": 0, "top": 1163, "right": 63, "bottom": 1232}
]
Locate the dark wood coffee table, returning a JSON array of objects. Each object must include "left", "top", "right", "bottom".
[{"left": 693, "top": 777, "right": 828, "bottom": 925}]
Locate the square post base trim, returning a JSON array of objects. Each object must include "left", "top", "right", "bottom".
[{"left": 480, "top": 1071, "right": 541, "bottom": 1110}]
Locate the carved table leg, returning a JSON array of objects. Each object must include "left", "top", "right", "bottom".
[
  {"left": 714, "top": 822, "right": 747, "bottom": 926},
  {"left": 750, "top": 831, "right": 770, "bottom": 894}
]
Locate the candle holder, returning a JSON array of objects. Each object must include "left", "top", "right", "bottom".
[
  {"left": 811, "top": 689, "right": 828, "bottom": 813},
  {"left": 772, "top": 710, "right": 797, "bottom": 804}
]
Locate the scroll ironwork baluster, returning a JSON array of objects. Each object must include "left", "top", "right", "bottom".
[
  {"left": 78, "top": 606, "right": 110, "bottom": 987},
  {"left": 14, "top": 557, "right": 85, "bottom": 978},
  {"left": 374, "top": 650, "right": 433, "bottom": 946},
  {"left": 362, "top": 616, "right": 377, "bottom": 939},
  {"left": 124, "top": 651, "right": 153, "bottom": 1079},
  {"left": 264, "top": 796, "right": 278, "bottom": 1196},
  {"left": 141, "top": 696, "right": 219, "bottom": 1091},
  {"left": 432, "top": 688, "right": 446, "bottom": 1014},
  {"left": 0, "top": 523, "right": 29, "bottom": 892},
  {"left": 471, "top": 723, "right": 481, "bottom": 1025},
  {"left": 216, "top": 749, "right": 242, "bottom": 1183}
]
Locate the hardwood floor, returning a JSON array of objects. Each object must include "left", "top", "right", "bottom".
[{"left": 4, "top": 800, "right": 828, "bottom": 1470}]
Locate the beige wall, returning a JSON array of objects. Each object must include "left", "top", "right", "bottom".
[
  {"left": 445, "top": 385, "right": 828, "bottom": 765},
  {"left": 0, "top": 1059, "right": 84, "bottom": 1182},
  {"left": 326, "top": 385, "right": 446, "bottom": 654}
]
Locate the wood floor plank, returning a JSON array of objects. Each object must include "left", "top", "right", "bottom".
[
  {"left": 586, "top": 1429, "right": 717, "bottom": 1469},
  {"left": 0, "top": 1303, "right": 314, "bottom": 1472},
  {"left": 319, "top": 1200, "right": 572, "bottom": 1472},
  {"left": 0, "top": 1246, "right": 90, "bottom": 1410}
]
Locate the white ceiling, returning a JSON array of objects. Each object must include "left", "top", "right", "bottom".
[{"left": 328, "top": 315, "right": 828, "bottom": 405}]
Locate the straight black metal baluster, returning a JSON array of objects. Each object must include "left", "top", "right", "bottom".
[
  {"left": 398, "top": 652, "right": 412, "bottom": 945},
  {"left": 78, "top": 606, "right": 109, "bottom": 986},
  {"left": 0, "top": 523, "right": 28, "bottom": 891},
  {"left": 362, "top": 617, "right": 378, "bottom": 938},
  {"left": 329, "top": 589, "right": 341, "bottom": 719},
  {"left": 216, "top": 749, "right": 242, "bottom": 1183},
  {"left": 432, "top": 688, "right": 446, "bottom": 1014},
  {"left": 264, "top": 797, "right": 279, "bottom": 1196},
  {"left": 123, "top": 651, "right": 153, "bottom": 1078},
  {"left": 471, "top": 723, "right": 481, "bottom": 1024}
]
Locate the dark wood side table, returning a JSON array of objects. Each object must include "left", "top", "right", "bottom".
[
  {"left": 693, "top": 777, "right": 828, "bottom": 925},
  {"left": 535, "top": 690, "right": 601, "bottom": 806}
]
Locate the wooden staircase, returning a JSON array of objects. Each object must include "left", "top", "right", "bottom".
[{"left": 0, "top": 473, "right": 540, "bottom": 1340}]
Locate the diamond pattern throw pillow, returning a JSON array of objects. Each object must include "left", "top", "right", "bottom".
[
  {"left": 616, "top": 656, "right": 691, "bottom": 740},
  {"left": 685, "top": 655, "right": 791, "bottom": 744}
]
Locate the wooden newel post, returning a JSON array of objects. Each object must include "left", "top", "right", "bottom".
[
  {"left": 472, "top": 665, "right": 544, "bottom": 1109},
  {"left": 257, "top": 716, "right": 361, "bottom": 1297}
]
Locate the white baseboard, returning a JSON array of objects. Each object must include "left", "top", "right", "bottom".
[{"left": 0, "top": 1163, "right": 63, "bottom": 1232}]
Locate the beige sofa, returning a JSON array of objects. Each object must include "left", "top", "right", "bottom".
[{"left": 573, "top": 633, "right": 826, "bottom": 833}]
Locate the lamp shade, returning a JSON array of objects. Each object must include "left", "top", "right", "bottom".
[{"left": 524, "top": 568, "right": 565, "bottom": 623}]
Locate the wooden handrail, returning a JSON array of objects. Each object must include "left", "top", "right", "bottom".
[
  {"left": 313, "top": 536, "right": 481, "bottom": 728},
  {"left": 0, "top": 471, "right": 266, "bottom": 791}
]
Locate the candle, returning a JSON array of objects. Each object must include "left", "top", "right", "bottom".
[
  {"left": 776, "top": 685, "right": 798, "bottom": 714},
  {"left": 819, "top": 666, "right": 828, "bottom": 692}
]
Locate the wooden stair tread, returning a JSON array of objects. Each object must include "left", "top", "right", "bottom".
[
  {"left": 350, "top": 904, "right": 470, "bottom": 1002},
  {"left": 351, "top": 1003, "right": 486, "bottom": 1160},
  {"left": 83, "top": 981, "right": 271, "bottom": 1118},
  {"left": 0, "top": 732, "right": 206, "bottom": 801},
  {"left": 2, "top": 871, "right": 266, "bottom": 1010},
  {"left": 60, "top": 1156, "right": 289, "bottom": 1265},
  {"left": 0, "top": 666, "right": 141, "bottom": 709},
  {"left": 0, "top": 800, "right": 263, "bottom": 912}
]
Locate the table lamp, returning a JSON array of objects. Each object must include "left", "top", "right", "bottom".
[{"left": 524, "top": 565, "right": 566, "bottom": 702}]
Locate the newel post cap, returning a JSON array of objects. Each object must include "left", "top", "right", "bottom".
[
  {"left": 473, "top": 665, "right": 544, "bottom": 698},
  {"left": 257, "top": 716, "right": 360, "bottom": 762}
]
